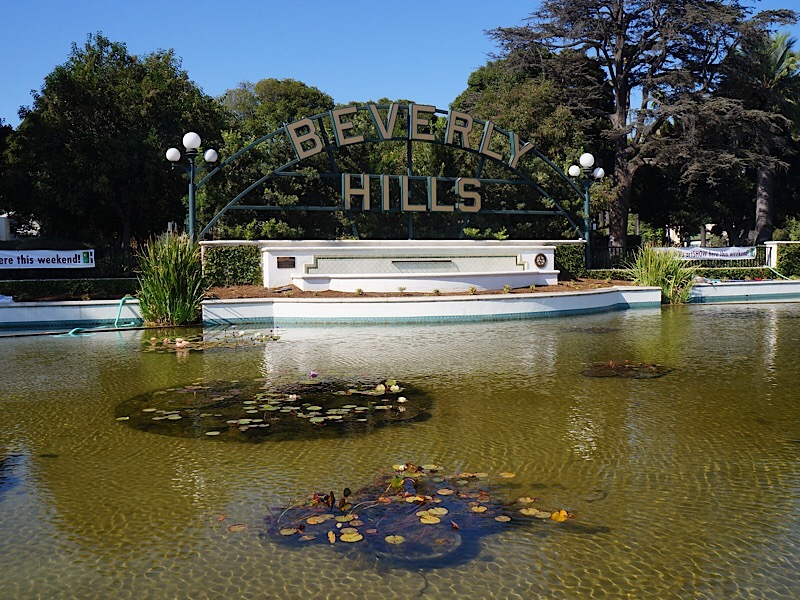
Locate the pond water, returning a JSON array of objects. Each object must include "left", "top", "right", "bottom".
[{"left": 1, "top": 304, "right": 799, "bottom": 599}]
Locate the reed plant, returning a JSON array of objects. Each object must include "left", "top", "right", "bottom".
[
  {"left": 626, "top": 245, "right": 697, "bottom": 304},
  {"left": 136, "top": 234, "right": 206, "bottom": 325}
]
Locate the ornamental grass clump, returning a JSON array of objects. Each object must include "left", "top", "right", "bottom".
[
  {"left": 136, "top": 234, "right": 206, "bottom": 325},
  {"left": 626, "top": 245, "right": 696, "bottom": 304}
]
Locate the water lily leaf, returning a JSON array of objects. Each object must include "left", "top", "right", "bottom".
[
  {"left": 385, "top": 379, "right": 397, "bottom": 387},
  {"left": 518, "top": 497, "right": 537, "bottom": 504},
  {"left": 278, "top": 527, "right": 298, "bottom": 535},
  {"left": 385, "top": 535, "right": 405, "bottom": 545},
  {"left": 519, "top": 508, "right": 539, "bottom": 516},
  {"left": 340, "top": 527, "right": 359, "bottom": 535},
  {"left": 437, "top": 489, "right": 455, "bottom": 496},
  {"left": 471, "top": 505, "right": 488, "bottom": 513},
  {"left": 421, "top": 464, "right": 440, "bottom": 471},
  {"left": 419, "top": 515, "right": 441, "bottom": 524},
  {"left": 499, "top": 472, "right": 516, "bottom": 478},
  {"left": 115, "top": 416, "right": 130, "bottom": 421},
  {"left": 205, "top": 431, "right": 221, "bottom": 436},
  {"left": 327, "top": 531, "right": 336, "bottom": 544},
  {"left": 340, "top": 532, "right": 363, "bottom": 543},
  {"left": 495, "top": 515, "right": 512, "bottom": 522},
  {"left": 227, "top": 524, "right": 248, "bottom": 532},
  {"left": 475, "top": 472, "right": 489, "bottom": 478},
  {"left": 428, "top": 507, "right": 449, "bottom": 516},
  {"left": 550, "top": 510, "right": 569, "bottom": 523},
  {"left": 299, "top": 535, "right": 316, "bottom": 541},
  {"left": 335, "top": 515, "right": 354, "bottom": 522},
  {"left": 306, "top": 516, "right": 327, "bottom": 525}
]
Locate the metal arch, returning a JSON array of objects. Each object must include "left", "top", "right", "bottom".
[{"left": 194, "top": 104, "right": 589, "bottom": 240}]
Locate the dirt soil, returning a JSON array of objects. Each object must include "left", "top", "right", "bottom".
[{"left": 206, "top": 278, "right": 633, "bottom": 300}]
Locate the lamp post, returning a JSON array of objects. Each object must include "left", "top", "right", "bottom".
[
  {"left": 568, "top": 152, "right": 605, "bottom": 269},
  {"left": 166, "top": 132, "right": 218, "bottom": 241}
]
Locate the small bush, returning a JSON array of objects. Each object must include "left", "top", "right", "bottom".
[
  {"left": 136, "top": 234, "right": 206, "bottom": 326},
  {"left": 203, "top": 245, "right": 261, "bottom": 287},
  {"left": 0, "top": 278, "right": 137, "bottom": 301},
  {"left": 554, "top": 244, "right": 587, "bottom": 278},
  {"left": 626, "top": 246, "right": 696, "bottom": 304},
  {"left": 776, "top": 244, "right": 800, "bottom": 278}
]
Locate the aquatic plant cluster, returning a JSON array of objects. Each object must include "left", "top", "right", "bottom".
[
  {"left": 116, "top": 375, "right": 430, "bottom": 441},
  {"left": 263, "top": 463, "right": 577, "bottom": 569},
  {"left": 582, "top": 360, "right": 672, "bottom": 379},
  {"left": 141, "top": 329, "right": 280, "bottom": 355}
]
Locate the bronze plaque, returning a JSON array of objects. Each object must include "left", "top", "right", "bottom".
[
  {"left": 276, "top": 256, "right": 296, "bottom": 269},
  {"left": 534, "top": 253, "right": 548, "bottom": 268}
]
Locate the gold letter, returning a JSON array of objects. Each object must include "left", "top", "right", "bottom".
[
  {"left": 430, "top": 177, "right": 453, "bottom": 212},
  {"left": 286, "top": 118, "right": 324, "bottom": 161},
  {"left": 445, "top": 110, "right": 473, "bottom": 148},
  {"left": 409, "top": 104, "right": 436, "bottom": 141},
  {"left": 342, "top": 173, "right": 370, "bottom": 210},
  {"left": 400, "top": 176, "right": 427, "bottom": 211},
  {"left": 380, "top": 174, "right": 391, "bottom": 211},
  {"left": 456, "top": 178, "right": 481, "bottom": 212},
  {"left": 330, "top": 106, "right": 364, "bottom": 147},
  {"left": 508, "top": 132, "right": 536, "bottom": 169},
  {"left": 479, "top": 120, "right": 503, "bottom": 161},
  {"left": 368, "top": 103, "right": 399, "bottom": 140}
]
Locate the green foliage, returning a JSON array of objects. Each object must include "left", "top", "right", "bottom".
[
  {"left": 554, "top": 244, "right": 587, "bottom": 278},
  {"left": 588, "top": 269, "right": 632, "bottom": 281},
  {"left": 0, "top": 278, "right": 136, "bottom": 301},
  {"left": 136, "top": 234, "right": 206, "bottom": 326},
  {"left": 626, "top": 246, "right": 697, "bottom": 304},
  {"left": 203, "top": 245, "right": 261, "bottom": 286},
  {"left": 773, "top": 217, "right": 800, "bottom": 241},
  {"left": 776, "top": 244, "right": 800, "bottom": 277},
  {"left": 693, "top": 267, "right": 776, "bottom": 280},
  {"left": 4, "top": 33, "right": 227, "bottom": 248}
]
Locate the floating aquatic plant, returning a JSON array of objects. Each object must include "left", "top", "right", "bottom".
[
  {"left": 115, "top": 375, "right": 430, "bottom": 441},
  {"left": 261, "top": 463, "right": 585, "bottom": 570},
  {"left": 141, "top": 329, "right": 280, "bottom": 355},
  {"left": 582, "top": 359, "right": 672, "bottom": 379}
]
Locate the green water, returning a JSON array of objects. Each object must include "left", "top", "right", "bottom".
[{"left": 1, "top": 304, "right": 798, "bottom": 599}]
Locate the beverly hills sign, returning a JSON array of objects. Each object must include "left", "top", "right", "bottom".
[{"left": 283, "top": 103, "right": 542, "bottom": 214}]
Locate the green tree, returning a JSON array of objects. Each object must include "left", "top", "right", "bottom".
[
  {"left": 4, "top": 33, "right": 227, "bottom": 249},
  {"left": 719, "top": 31, "right": 800, "bottom": 244},
  {"left": 489, "top": 1, "right": 796, "bottom": 248},
  {"left": 204, "top": 78, "right": 341, "bottom": 240}
]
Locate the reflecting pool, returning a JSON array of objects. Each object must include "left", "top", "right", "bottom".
[{"left": 1, "top": 304, "right": 799, "bottom": 599}]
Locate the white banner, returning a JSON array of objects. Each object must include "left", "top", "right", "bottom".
[
  {"left": 655, "top": 247, "right": 757, "bottom": 261},
  {"left": 0, "top": 249, "right": 95, "bottom": 269}
]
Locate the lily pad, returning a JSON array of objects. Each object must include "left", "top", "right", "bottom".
[
  {"left": 116, "top": 374, "right": 432, "bottom": 442},
  {"left": 264, "top": 463, "right": 591, "bottom": 570}
]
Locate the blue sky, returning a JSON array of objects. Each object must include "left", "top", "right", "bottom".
[{"left": 2, "top": 1, "right": 798, "bottom": 129}]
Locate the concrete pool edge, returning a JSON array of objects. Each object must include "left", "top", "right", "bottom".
[{"left": 4, "top": 280, "right": 800, "bottom": 330}]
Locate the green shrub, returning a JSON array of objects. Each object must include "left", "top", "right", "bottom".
[
  {"left": 626, "top": 246, "right": 696, "bottom": 304},
  {"left": 203, "top": 245, "right": 261, "bottom": 286},
  {"left": 587, "top": 269, "right": 633, "bottom": 281},
  {"left": 554, "top": 244, "right": 587, "bottom": 278},
  {"left": 0, "top": 278, "right": 137, "bottom": 301},
  {"left": 776, "top": 244, "right": 800, "bottom": 278},
  {"left": 136, "top": 234, "right": 206, "bottom": 326},
  {"left": 693, "top": 267, "right": 775, "bottom": 280}
]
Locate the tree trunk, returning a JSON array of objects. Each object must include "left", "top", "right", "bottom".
[
  {"left": 608, "top": 157, "right": 635, "bottom": 249},
  {"left": 754, "top": 164, "right": 774, "bottom": 245}
]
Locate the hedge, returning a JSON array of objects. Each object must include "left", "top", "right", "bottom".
[
  {"left": 0, "top": 278, "right": 138, "bottom": 302},
  {"left": 776, "top": 244, "right": 800, "bottom": 278},
  {"left": 203, "top": 245, "right": 262, "bottom": 287},
  {"left": 554, "top": 244, "right": 587, "bottom": 278}
]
